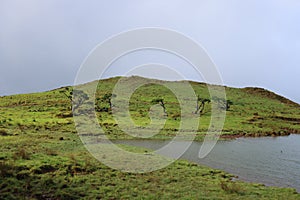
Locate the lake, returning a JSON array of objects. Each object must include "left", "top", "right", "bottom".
[{"left": 114, "top": 134, "right": 300, "bottom": 192}]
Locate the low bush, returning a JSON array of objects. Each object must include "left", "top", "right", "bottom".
[
  {"left": 13, "top": 148, "right": 30, "bottom": 160},
  {"left": 220, "top": 180, "right": 246, "bottom": 195}
]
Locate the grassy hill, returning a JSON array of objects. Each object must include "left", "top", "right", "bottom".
[
  {"left": 0, "top": 76, "right": 300, "bottom": 199},
  {"left": 0, "top": 76, "right": 299, "bottom": 139}
]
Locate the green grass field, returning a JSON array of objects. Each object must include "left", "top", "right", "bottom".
[{"left": 0, "top": 76, "right": 300, "bottom": 199}]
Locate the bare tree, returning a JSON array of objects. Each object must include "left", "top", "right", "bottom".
[
  {"left": 60, "top": 88, "right": 89, "bottom": 111},
  {"left": 195, "top": 95, "right": 211, "bottom": 114},
  {"left": 212, "top": 96, "right": 233, "bottom": 111},
  {"left": 151, "top": 98, "right": 167, "bottom": 115}
]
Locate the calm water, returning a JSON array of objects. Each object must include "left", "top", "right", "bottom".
[{"left": 114, "top": 134, "right": 300, "bottom": 192}]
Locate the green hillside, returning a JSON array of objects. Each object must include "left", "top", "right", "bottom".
[
  {"left": 0, "top": 76, "right": 300, "bottom": 199},
  {"left": 0, "top": 76, "right": 299, "bottom": 139}
]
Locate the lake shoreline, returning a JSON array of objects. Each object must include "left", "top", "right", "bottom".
[
  {"left": 219, "top": 131, "right": 297, "bottom": 140},
  {"left": 105, "top": 131, "right": 300, "bottom": 142},
  {"left": 113, "top": 134, "right": 300, "bottom": 193}
]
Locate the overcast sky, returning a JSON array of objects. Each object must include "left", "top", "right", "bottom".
[{"left": 1, "top": 0, "right": 299, "bottom": 103}]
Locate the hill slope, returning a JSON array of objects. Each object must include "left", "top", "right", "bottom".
[{"left": 0, "top": 76, "right": 299, "bottom": 139}]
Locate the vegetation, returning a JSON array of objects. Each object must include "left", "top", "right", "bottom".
[
  {"left": 95, "top": 93, "right": 116, "bottom": 112},
  {"left": 59, "top": 87, "right": 89, "bottom": 111},
  {"left": 195, "top": 95, "right": 211, "bottom": 114},
  {"left": 212, "top": 96, "right": 233, "bottom": 111},
  {"left": 0, "top": 76, "right": 299, "bottom": 199},
  {"left": 151, "top": 98, "right": 167, "bottom": 115},
  {"left": 1, "top": 76, "right": 299, "bottom": 140},
  {"left": 0, "top": 132, "right": 299, "bottom": 199}
]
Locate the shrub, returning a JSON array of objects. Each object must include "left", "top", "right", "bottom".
[
  {"left": 220, "top": 180, "right": 246, "bottom": 195},
  {"left": 0, "top": 161, "right": 14, "bottom": 177},
  {"left": 13, "top": 148, "right": 30, "bottom": 160},
  {"left": 44, "top": 148, "right": 58, "bottom": 156},
  {"left": 0, "top": 129, "right": 8, "bottom": 136}
]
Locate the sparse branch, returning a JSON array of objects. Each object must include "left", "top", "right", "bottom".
[
  {"left": 151, "top": 98, "right": 167, "bottom": 115},
  {"left": 195, "top": 95, "right": 211, "bottom": 114},
  {"left": 212, "top": 96, "right": 233, "bottom": 111},
  {"left": 59, "top": 88, "right": 89, "bottom": 111}
]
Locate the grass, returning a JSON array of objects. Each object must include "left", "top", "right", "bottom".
[
  {"left": 0, "top": 76, "right": 299, "bottom": 199},
  {"left": 0, "top": 132, "right": 299, "bottom": 199},
  {"left": 0, "top": 76, "right": 299, "bottom": 140}
]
